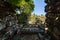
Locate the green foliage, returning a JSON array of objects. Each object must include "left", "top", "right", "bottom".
[
  {"left": 40, "top": 14, "right": 45, "bottom": 18},
  {"left": 5, "top": 0, "right": 34, "bottom": 13},
  {"left": 7, "top": 0, "right": 21, "bottom": 6},
  {"left": 17, "top": 0, "right": 34, "bottom": 24},
  {"left": 18, "top": 12, "right": 28, "bottom": 24},
  {"left": 2, "top": 0, "right": 34, "bottom": 24},
  {"left": 28, "top": 14, "right": 45, "bottom": 24}
]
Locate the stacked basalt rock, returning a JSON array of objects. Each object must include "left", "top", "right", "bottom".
[{"left": 45, "top": 0, "right": 60, "bottom": 40}]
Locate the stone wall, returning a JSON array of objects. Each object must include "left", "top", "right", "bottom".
[{"left": 45, "top": 0, "right": 60, "bottom": 40}]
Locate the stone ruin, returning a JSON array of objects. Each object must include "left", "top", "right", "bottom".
[{"left": 45, "top": 0, "right": 60, "bottom": 40}]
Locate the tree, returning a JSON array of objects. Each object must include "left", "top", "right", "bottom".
[
  {"left": 40, "top": 14, "right": 45, "bottom": 18},
  {"left": 16, "top": 0, "right": 34, "bottom": 24},
  {"left": 2, "top": 0, "right": 34, "bottom": 24}
]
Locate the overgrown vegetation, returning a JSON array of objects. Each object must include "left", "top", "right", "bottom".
[{"left": 0, "top": 0, "right": 34, "bottom": 24}]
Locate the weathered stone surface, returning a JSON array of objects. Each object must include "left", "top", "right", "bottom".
[
  {"left": 45, "top": 0, "right": 60, "bottom": 40},
  {"left": 0, "top": 1, "right": 15, "bottom": 19}
]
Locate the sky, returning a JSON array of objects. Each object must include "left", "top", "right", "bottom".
[{"left": 33, "top": 0, "right": 46, "bottom": 15}]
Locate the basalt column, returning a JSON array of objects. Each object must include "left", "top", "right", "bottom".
[{"left": 45, "top": 0, "right": 60, "bottom": 40}]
